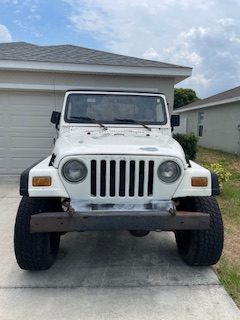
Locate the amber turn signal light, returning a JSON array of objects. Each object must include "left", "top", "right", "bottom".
[
  {"left": 191, "top": 177, "right": 208, "bottom": 187},
  {"left": 32, "top": 176, "right": 52, "bottom": 187}
]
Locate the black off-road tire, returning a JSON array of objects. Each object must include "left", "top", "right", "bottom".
[
  {"left": 175, "top": 196, "right": 224, "bottom": 266},
  {"left": 14, "top": 197, "right": 62, "bottom": 271}
]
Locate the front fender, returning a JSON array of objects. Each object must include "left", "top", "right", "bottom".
[
  {"left": 173, "top": 161, "right": 217, "bottom": 198},
  {"left": 20, "top": 156, "right": 69, "bottom": 198}
]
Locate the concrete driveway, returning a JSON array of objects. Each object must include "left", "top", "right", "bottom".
[{"left": 0, "top": 177, "right": 239, "bottom": 320}]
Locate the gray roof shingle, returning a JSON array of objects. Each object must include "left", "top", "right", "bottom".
[
  {"left": 0, "top": 42, "right": 189, "bottom": 69},
  {"left": 182, "top": 86, "right": 240, "bottom": 109}
]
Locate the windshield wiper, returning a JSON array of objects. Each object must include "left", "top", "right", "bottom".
[
  {"left": 114, "top": 118, "right": 151, "bottom": 131},
  {"left": 69, "top": 116, "right": 107, "bottom": 130}
]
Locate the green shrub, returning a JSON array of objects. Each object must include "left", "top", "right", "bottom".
[
  {"left": 173, "top": 133, "right": 198, "bottom": 160},
  {"left": 204, "top": 163, "right": 232, "bottom": 187}
]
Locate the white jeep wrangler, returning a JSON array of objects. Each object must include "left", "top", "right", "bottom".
[{"left": 14, "top": 90, "right": 223, "bottom": 270}]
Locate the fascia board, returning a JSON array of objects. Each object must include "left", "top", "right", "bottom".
[
  {"left": 0, "top": 83, "right": 161, "bottom": 92},
  {"left": 0, "top": 60, "right": 192, "bottom": 78},
  {"left": 173, "top": 96, "right": 240, "bottom": 114}
]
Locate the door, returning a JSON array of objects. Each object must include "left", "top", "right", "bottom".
[{"left": 0, "top": 91, "right": 60, "bottom": 174}]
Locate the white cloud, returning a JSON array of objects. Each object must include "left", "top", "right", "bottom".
[
  {"left": 183, "top": 73, "right": 212, "bottom": 89},
  {"left": 0, "top": 24, "right": 12, "bottom": 42},
  {"left": 70, "top": 10, "right": 107, "bottom": 34},
  {"left": 143, "top": 48, "right": 161, "bottom": 60},
  {"left": 179, "top": 27, "right": 208, "bottom": 40},
  {"left": 64, "top": 0, "right": 240, "bottom": 97},
  {"left": 191, "top": 74, "right": 211, "bottom": 87},
  {"left": 217, "top": 18, "right": 235, "bottom": 27},
  {"left": 64, "top": 0, "right": 215, "bottom": 53},
  {"left": 160, "top": 20, "right": 240, "bottom": 95}
]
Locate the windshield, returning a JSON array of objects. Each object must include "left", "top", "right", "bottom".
[{"left": 64, "top": 93, "right": 167, "bottom": 125}]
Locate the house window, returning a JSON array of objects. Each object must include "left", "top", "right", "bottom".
[{"left": 198, "top": 112, "right": 204, "bottom": 137}]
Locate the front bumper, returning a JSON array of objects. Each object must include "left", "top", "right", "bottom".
[{"left": 30, "top": 200, "right": 210, "bottom": 232}]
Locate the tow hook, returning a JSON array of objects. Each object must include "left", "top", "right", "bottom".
[
  {"left": 169, "top": 204, "right": 176, "bottom": 216},
  {"left": 62, "top": 199, "right": 75, "bottom": 217}
]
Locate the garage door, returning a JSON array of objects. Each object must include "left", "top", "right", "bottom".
[{"left": 0, "top": 91, "right": 62, "bottom": 175}]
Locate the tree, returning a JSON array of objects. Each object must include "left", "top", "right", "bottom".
[{"left": 174, "top": 88, "right": 200, "bottom": 109}]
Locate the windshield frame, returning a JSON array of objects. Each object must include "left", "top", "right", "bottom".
[{"left": 63, "top": 92, "right": 168, "bottom": 126}]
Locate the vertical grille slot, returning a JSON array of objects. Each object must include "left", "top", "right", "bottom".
[
  {"left": 100, "top": 160, "right": 106, "bottom": 196},
  {"left": 129, "top": 161, "right": 135, "bottom": 197},
  {"left": 110, "top": 160, "right": 116, "bottom": 196},
  {"left": 91, "top": 160, "right": 97, "bottom": 196},
  {"left": 138, "top": 161, "right": 145, "bottom": 196},
  {"left": 148, "top": 161, "right": 154, "bottom": 196},
  {"left": 119, "top": 160, "right": 126, "bottom": 197}
]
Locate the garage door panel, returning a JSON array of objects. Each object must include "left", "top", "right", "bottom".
[
  {"left": 0, "top": 163, "right": 5, "bottom": 174},
  {"left": 9, "top": 129, "right": 55, "bottom": 137},
  {"left": 11, "top": 149, "right": 51, "bottom": 158},
  {"left": 10, "top": 105, "right": 54, "bottom": 115},
  {"left": 10, "top": 157, "right": 47, "bottom": 174},
  {"left": 9, "top": 126, "right": 55, "bottom": 135},
  {"left": 9, "top": 148, "right": 52, "bottom": 173},
  {"left": 0, "top": 152, "right": 7, "bottom": 174},
  {"left": 10, "top": 115, "right": 53, "bottom": 129},
  {"left": 0, "top": 91, "right": 62, "bottom": 174},
  {"left": 10, "top": 136, "right": 54, "bottom": 149},
  {"left": 9, "top": 93, "right": 53, "bottom": 106},
  {"left": 10, "top": 148, "right": 52, "bottom": 158},
  {"left": 0, "top": 116, "right": 4, "bottom": 128}
]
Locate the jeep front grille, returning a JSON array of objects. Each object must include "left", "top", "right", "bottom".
[{"left": 90, "top": 159, "right": 154, "bottom": 197}]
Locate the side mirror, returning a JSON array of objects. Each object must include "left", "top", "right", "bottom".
[
  {"left": 171, "top": 114, "right": 180, "bottom": 127},
  {"left": 51, "top": 111, "right": 61, "bottom": 130}
]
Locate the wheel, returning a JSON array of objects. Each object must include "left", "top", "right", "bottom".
[
  {"left": 14, "top": 197, "right": 62, "bottom": 270},
  {"left": 175, "top": 196, "right": 224, "bottom": 266},
  {"left": 129, "top": 230, "right": 150, "bottom": 237}
]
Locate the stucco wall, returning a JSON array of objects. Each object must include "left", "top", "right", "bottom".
[
  {"left": 0, "top": 70, "right": 175, "bottom": 113},
  {"left": 176, "top": 102, "right": 240, "bottom": 154}
]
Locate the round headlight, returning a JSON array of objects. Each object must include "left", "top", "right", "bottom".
[
  {"left": 62, "top": 160, "right": 87, "bottom": 182},
  {"left": 157, "top": 161, "right": 181, "bottom": 183}
]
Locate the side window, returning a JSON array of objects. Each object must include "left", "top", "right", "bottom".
[{"left": 198, "top": 112, "right": 204, "bottom": 137}]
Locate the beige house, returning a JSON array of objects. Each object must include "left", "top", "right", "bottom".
[
  {"left": 0, "top": 42, "right": 191, "bottom": 174},
  {"left": 173, "top": 86, "right": 240, "bottom": 154}
]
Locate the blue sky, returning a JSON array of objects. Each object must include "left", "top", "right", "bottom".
[{"left": 0, "top": 0, "right": 240, "bottom": 98}]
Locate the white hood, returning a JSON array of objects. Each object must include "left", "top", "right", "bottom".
[{"left": 53, "top": 127, "right": 186, "bottom": 167}]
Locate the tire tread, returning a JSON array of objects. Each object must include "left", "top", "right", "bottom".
[
  {"left": 14, "top": 197, "right": 61, "bottom": 270},
  {"left": 175, "top": 196, "right": 224, "bottom": 266}
]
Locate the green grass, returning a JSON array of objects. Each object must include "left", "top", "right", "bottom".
[
  {"left": 217, "top": 259, "right": 240, "bottom": 307},
  {"left": 219, "top": 184, "right": 240, "bottom": 225},
  {"left": 196, "top": 148, "right": 240, "bottom": 175},
  {"left": 196, "top": 147, "right": 240, "bottom": 307},
  {"left": 196, "top": 147, "right": 240, "bottom": 225}
]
